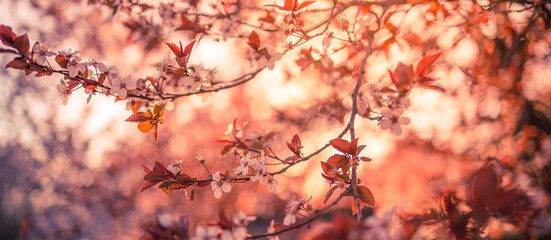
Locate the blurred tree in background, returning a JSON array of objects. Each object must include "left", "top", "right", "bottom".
[{"left": 0, "top": 0, "right": 550, "bottom": 239}]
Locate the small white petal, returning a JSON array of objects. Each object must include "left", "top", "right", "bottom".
[
  {"left": 380, "top": 119, "right": 392, "bottom": 130},
  {"left": 398, "top": 116, "right": 411, "bottom": 125},
  {"left": 392, "top": 124, "right": 403, "bottom": 136},
  {"left": 214, "top": 188, "right": 222, "bottom": 199},
  {"left": 221, "top": 183, "right": 231, "bottom": 192},
  {"left": 118, "top": 88, "right": 127, "bottom": 99},
  {"left": 381, "top": 108, "right": 394, "bottom": 118}
]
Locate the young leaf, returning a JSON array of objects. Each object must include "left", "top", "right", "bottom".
[
  {"left": 166, "top": 42, "right": 183, "bottom": 58},
  {"left": 295, "top": 0, "right": 315, "bottom": 11},
  {"left": 415, "top": 52, "right": 441, "bottom": 77},
  {"left": 248, "top": 31, "right": 260, "bottom": 50},
  {"left": 5, "top": 57, "right": 27, "bottom": 70},
  {"left": 329, "top": 138, "right": 351, "bottom": 154},
  {"left": 0, "top": 25, "right": 17, "bottom": 47},
  {"left": 183, "top": 40, "right": 196, "bottom": 58},
  {"left": 141, "top": 181, "right": 157, "bottom": 192},
  {"left": 357, "top": 185, "right": 375, "bottom": 206},
  {"left": 138, "top": 121, "right": 155, "bottom": 133},
  {"left": 351, "top": 198, "right": 364, "bottom": 215},
  {"left": 327, "top": 154, "right": 347, "bottom": 168},
  {"left": 13, "top": 33, "right": 30, "bottom": 55},
  {"left": 141, "top": 163, "right": 152, "bottom": 174},
  {"left": 321, "top": 162, "right": 334, "bottom": 176},
  {"left": 126, "top": 112, "right": 153, "bottom": 122}
]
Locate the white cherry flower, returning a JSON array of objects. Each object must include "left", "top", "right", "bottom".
[
  {"left": 110, "top": 75, "right": 136, "bottom": 99},
  {"left": 31, "top": 42, "right": 55, "bottom": 65},
  {"left": 191, "top": 225, "right": 220, "bottom": 240},
  {"left": 250, "top": 155, "right": 267, "bottom": 184},
  {"left": 234, "top": 152, "right": 253, "bottom": 176},
  {"left": 257, "top": 46, "right": 282, "bottom": 70},
  {"left": 266, "top": 220, "right": 280, "bottom": 240},
  {"left": 232, "top": 210, "right": 257, "bottom": 226},
  {"left": 67, "top": 55, "right": 87, "bottom": 78},
  {"left": 210, "top": 172, "right": 231, "bottom": 199},
  {"left": 220, "top": 227, "right": 247, "bottom": 240},
  {"left": 263, "top": 174, "right": 278, "bottom": 192},
  {"left": 379, "top": 107, "right": 411, "bottom": 136},
  {"left": 96, "top": 62, "right": 118, "bottom": 76},
  {"left": 167, "top": 159, "right": 183, "bottom": 175},
  {"left": 283, "top": 194, "right": 311, "bottom": 226},
  {"left": 57, "top": 80, "right": 70, "bottom": 105},
  {"left": 157, "top": 213, "right": 174, "bottom": 228}
]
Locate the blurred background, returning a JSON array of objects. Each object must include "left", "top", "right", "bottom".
[{"left": 1, "top": 0, "right": 550, "bottom": 239}]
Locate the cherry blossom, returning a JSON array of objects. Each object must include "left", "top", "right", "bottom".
[
  {"left": 95, "top": 62, "right": 118, "bottom": 76},
  {"left": 354, "top": 208, "right": 402, "bottom": 240},
  {"left": 249, "top": 154, "right": 267, "bottom": 184},
  {"left": 257, "top": 46, "right": 282, "bottom": 71},
  {"left": 109, "top": 75, "right": 136, "bottom": 99},
  {"left": 266, "top": 220, "right": 280, "bottom": 240},
  {"left": 220, "top": 227, "right": 247, "bottom": 240},
  {"left": 66, "top": 55, "right": 87, "bottom": 78},
  {"left": 234, "top": 152, "right": 253, "bottom": 176},
  {"left": 191, "top": 225, "right": 220, "bottom": 240},
  {"left": 283, "top": 194, "right": 311, "bottom": 226},
  {"left": 57, "top": 80, "right": 70, "bottom": 105},
  {"left": 263, "top": 174, "right": 278, "bottom": 192},
  {"left": 210, "top": 171, "right": 231, "bottom": 199},
  {"left": 322, "top": 32, "right": 333, "bottom": 48},
  {"left": 31, "top": 42, "right": 55, "bottom": 65},
  {"left": 167, "top": 159, "right": 183, "bottom": 175},
  {"left": 378, "top": 107, "right": 411, "bottom": 136},
  {"left": 156, "top": 213, "right": 174, "bottom": 228},
  {"left": 232, "top": 210, "right": 257, "bottom": 226}
]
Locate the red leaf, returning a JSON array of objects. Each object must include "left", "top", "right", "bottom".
[
  {"left": 356, "top": 145, "right": 366, "bottom": 155},
  {"left": 5, "top": 57, "right": 28, "bottom": 70},
  {"left": 166, "top": 42, "right": 183, "bottom": 58},
  {"left": 138, "top": 121, "right": 155, "bottom": 133},
  {"left": 292, "top": 134, "right": 302, "bottom": 148},
  {"left": 183, "top": 40, "right": 196, "bottom": 58},
  {"left": 141, "top": 163, "right": 152, "bottom": 174},
  {"left": 416, "top": 75, "right": 438, "bottom": 83},
  {"left": 126, "top": 112, "right": 153, "bottom": 122},
  {"left": 327, "top": 154, "right": 347, "bottom": 168},
  {"left": 418, "top": 83, "right": 446, "bottom": 93},
  {"left": 216, "top": 136, "right": 235, "bottom": 143},
  {"left": 13, "top": 33, "right": 30, "bottom": 55},
  {"left": 55, "top": 55, "right": 69, "bottom": 69},
  {"left": 321, "top": 162, "right": 334, "bottom": 175},
  {"left": 360, "top": 156, "right": 372, "bottom": 162},
  {"left": 247, "top": 31, "right": 260, "bottom": 50},
  {"left": 351, "top": 198, "right": 364, "bottom": 215},
  {"left": 389, "top": 62, "right": 414, "bottom": 91},
  {"left": 415, "top": 52, "right": 441, "bottom": 77},
  {"left": 259, "top": 10, "right": 275, "bottom": 23},
  {"left": 467, "top": 162, "right": 502, "bottom": 209},
  {"left": 295, "top": 0, "right": 315, "bottom": 11},
  {"left": 0, "top": 25, "right": 17, "bottom": 47},
  {"left": 287, "top": 134, "right": 302, "bottom": 156},
  {"left": 329, "top": 138, "right": 351, "bottom": 154},
  {"left": 265, "top": 0, "right": 314, "bottom": 12},
  {"left": 141, "top": 181, "right": 157, "bottom": 192},
  {"left": 349, "top": 138, "right": 359, "bottom": 155},
  {"left": 357, "top": 185, "right": 375, "bottom": 206}
]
